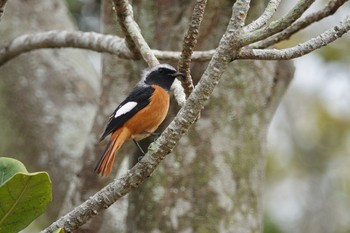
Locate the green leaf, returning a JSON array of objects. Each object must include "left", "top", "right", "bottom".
[
  {"left": 0, "top": 172, "right": 52, "bottom": 233},
  {"left": 0, "top": 157, "right": 28, "bottom": 185},
  {"left": 53, "top": 228, "right": 65, "bottom": 233}
]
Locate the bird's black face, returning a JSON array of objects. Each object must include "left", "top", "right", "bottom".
[{"left": 144, "top": 65, "right": 185, "bottom": 91}]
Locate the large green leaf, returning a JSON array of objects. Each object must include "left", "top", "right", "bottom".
[
  {"left": 0, "top": 157, "right": 27, "bottom": 185},
  {"left": 0, "top": 172, "right": 52, "bottom": 233}
]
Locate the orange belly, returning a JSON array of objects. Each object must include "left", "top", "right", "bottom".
[{"left": 124, "top": 85, "right": 170, "bottom": 141}]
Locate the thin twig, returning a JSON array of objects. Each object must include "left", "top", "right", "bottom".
[
  {"left": 112, "top": 0, "right": 141, "bottom": 59},
  {"left": 239, "top": 16, "right": 350, "bottom": 60},
  {"left": 178, "top": 0, "right": 207, "bottom": 97},
  {"left": 242, "top": 0, "right": 316, "bottom": 46},
  {"left": 253, "top": 0, "right": 348, "bottom": 48},
  {"left": 244, "top": 0, "right": 282, "bottom": 32}
]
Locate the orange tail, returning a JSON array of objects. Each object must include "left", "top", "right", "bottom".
[{"left": 94, "top": 127, "right": 131, "bottom": 176}]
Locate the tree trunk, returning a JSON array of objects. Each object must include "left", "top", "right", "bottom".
[
  {"left": 0, "top": 0, "right": 99, "bottom": 223},
  {"left": 59, "top": 0, "right": 145, "bottom": 232},
  {"left": 127, "top": 59, "right": 294, "bottom": 233},
  {"left": 126, "top": 1, "right": 295, "bottom": 233}
]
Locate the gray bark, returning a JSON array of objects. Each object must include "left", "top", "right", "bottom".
[{"left": 0, "top": 0, "right": 99, "bottom": 221}]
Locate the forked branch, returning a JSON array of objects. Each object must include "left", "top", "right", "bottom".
[
  {"left": 240, "top": 16, "right": 350, "bottom": 60},
  {"left": 242, "top": 0, "right": 316, "bottom": 45},
  {"left": 253, "top": 0, "right": 348, "bottom": 48}
]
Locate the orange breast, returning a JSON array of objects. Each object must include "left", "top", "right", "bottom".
[{"left": 125, "top": 85, "right": 170, "bottom": 141}]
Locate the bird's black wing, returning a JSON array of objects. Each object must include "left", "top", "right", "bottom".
[{"left": 99, "top": 85, "right": 155, "bottom": 141}]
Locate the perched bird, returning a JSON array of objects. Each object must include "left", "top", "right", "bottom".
[{"left": 95, "top": 64, "right": 185, "bottom": 176}]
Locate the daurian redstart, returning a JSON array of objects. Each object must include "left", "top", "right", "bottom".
[{"left": 95, "top": 64, "right": 185, "bottom": 176}]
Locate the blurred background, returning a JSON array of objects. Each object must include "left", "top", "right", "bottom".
[{"left": 67, "top": 1, "right": 350, "bottom": 232}]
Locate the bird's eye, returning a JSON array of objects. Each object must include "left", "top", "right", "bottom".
[{"left": 158, "top": 68, "right": 165, "bottom": 74}]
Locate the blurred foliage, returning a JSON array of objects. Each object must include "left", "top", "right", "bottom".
[
  {"left": 264, "top": 216, "right": 283, "bottom": 233},
  {"left": 317, "top": 42, "right": 350, "bottom": 63},
  {"left": 264, "top": 5, "right": 350, "bottom": 231},
  {"left": 265, "top": 72, "right": 350, "bottom": 233}
]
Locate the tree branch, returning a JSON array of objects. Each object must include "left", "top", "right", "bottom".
[
  {"left": 239, "top": 16, "right": 350, "bottom": 60},
  {"left": 0, "top": 30, "right": 130, "bottom": 66},
  {"left": 40, "top": 1, "right": 250, "bottom": 232},
  {"left": 242, "top": 0, "right": 316, "bottom": 46},
  {"left": 232, "top": 0, "right": 251, "bottom": 30},
  {"left": 253, "top": 0, "right": 348, "bottom": 48},
  {"left": 178, "top": 0, "right": 207, "bottom": 97},
  {"left": 110, "top": 0, "right": 157, "bottom": 67},
  {"left": 0, "top": 0, "right": 7, "bottom": 22},
  {"left": 244, "top": 0, "right": 282, "bottom": 32},
  {"left": 112, "top": 0, "right": 141, "bottom": 58},
  {"left": 0, "top": 0, "right": 346, "bottom": 67},
  {"left": 1, "top": 13, "right": 349, "bottom": 68},
  {"left": 0, "top": 30, "right": 215, "bottom": 66}
]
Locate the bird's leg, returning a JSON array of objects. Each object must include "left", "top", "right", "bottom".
[
  {"left": 133, "top": 132, "right": 160, "bottom": 156},
  {"left": 133, "top": 139, "right": 145, "bottom": 155},
  {"left": 142, "top": 131, "right": 161, "bottom": 139}
]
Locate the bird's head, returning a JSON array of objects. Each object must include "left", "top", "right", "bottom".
[{"left": 143, "top": 64, "right": 185, "bottom": 91}]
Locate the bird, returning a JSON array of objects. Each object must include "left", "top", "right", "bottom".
[{"left": 94, "top": 64, "right": 185, "bottom": 176}]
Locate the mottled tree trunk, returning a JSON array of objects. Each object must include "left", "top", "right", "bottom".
[
  {"left": 126, "top": 2, "right": 295, "bottom": 233},
  {"left": 0, "top": 0, "right": 99, "bottom": 222}
]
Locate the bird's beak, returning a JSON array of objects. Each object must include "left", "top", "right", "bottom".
[{"left": 171, "top": 72, "right": 186, "bottom": 79}]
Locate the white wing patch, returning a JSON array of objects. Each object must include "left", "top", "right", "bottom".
[{"left": 115, "top": 101, "right": 137, "bottom": 118}]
